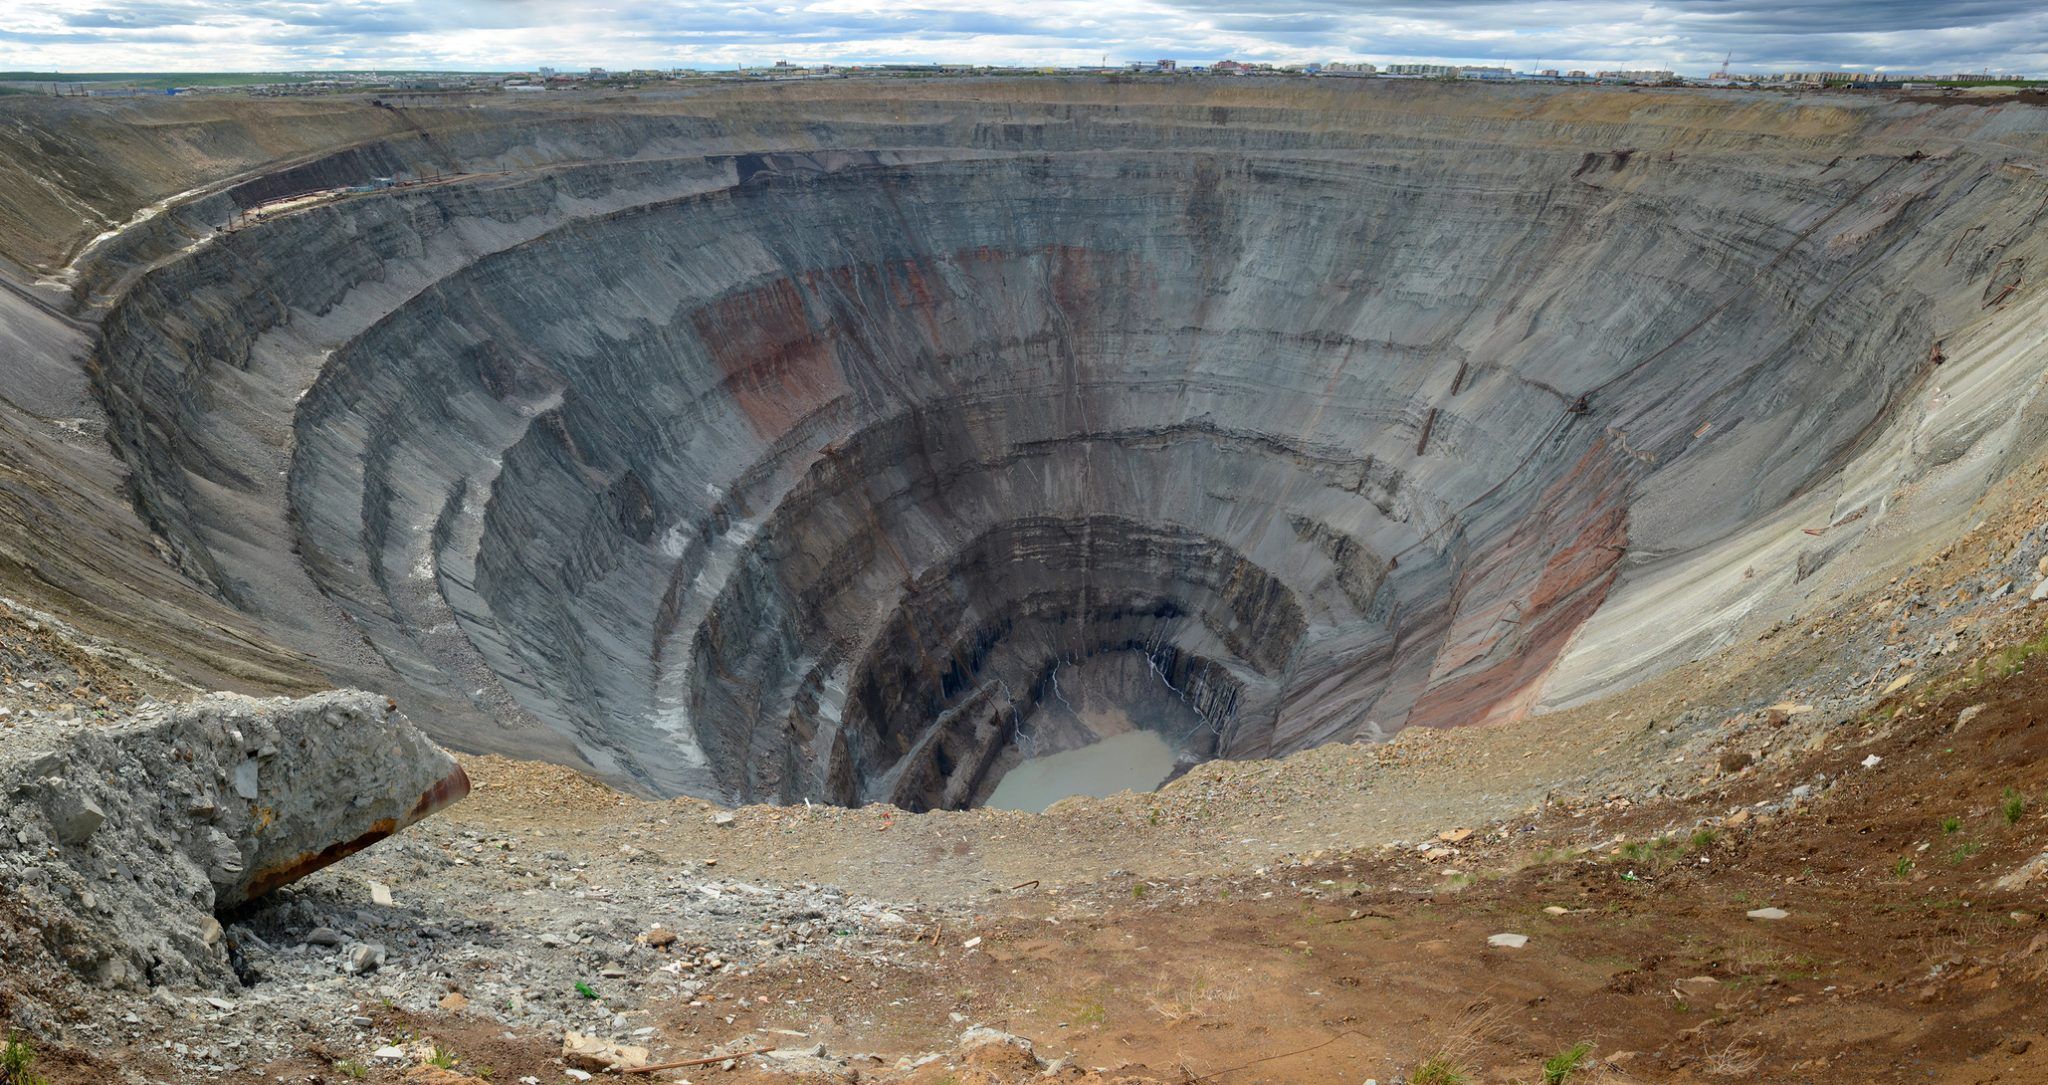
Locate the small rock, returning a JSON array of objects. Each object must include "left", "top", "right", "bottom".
[
  {"left": 711, "top": 811, "right": 737, "bottom": 827},
  {"left": 232, "top": 760, "right": 260, "bottom": 800},
  {"left": 1747, "top": 907, "right": 1791, "bottom": 921},
  {"left": 437, "top": 992, "right": 469, "bottom": 1012},
  {"left": 959, "top": 1027, "right": 1041, "bottom": 1072},
  {"left": 1861, "top": 754, "right": 1883, "bottom": 769},
  {"left": 1542, "top": 906, "right": 1570, "bottom": 916},
  {"left": 562, "top": 1032, "right": 613, "bottom": 1071},
  {"left": 1487, "top": 933, "right": 1529, "bottom": 948},
  {"left": 304, "top": 927, "right": 344, "bottom": 947},
  {"left": 45, "top": 789, "right": 106, "bottom": 847},
  {"left": 962, "top": 936, "right": 983, "bottom": 949},
  {"left": 369, "top": 881, "right": 394, "bottom": 906},
  {"left": 564, "top": 1072, "right": 592, "bottom": 1083},
  {"left": 644, "top": 927, "right": 678, "bottom": 948},
  {"left": 371, "top": 1046, "right": 406, "bottom": 1061},
  {"left": 2031, "top": 577, "right": 2048, "bottom": 602},
  {"left": 343, "top": 943, "right": 385, "bottom": 974},
  {"left": 1956, "top": 704, "right": 1987, "bottom": 728}
]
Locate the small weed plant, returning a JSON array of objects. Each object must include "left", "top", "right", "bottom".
[
  {"left": 1412, "top": 1055, "right": 1467, "bottom": 1085},
  {"left": 2, "top": 1032, "right": 44, "bottom": 1085},
  {"left": 1543, "top": 1040, "right": 1593, "bottom": 1083}
]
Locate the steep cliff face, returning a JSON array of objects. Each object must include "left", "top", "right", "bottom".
[{"left": 10, "top": 81, "right": 2048, "bottom": 808}]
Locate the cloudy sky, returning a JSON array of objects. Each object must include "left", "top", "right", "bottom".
[{"left": 3, "top": 1, "right": 2043, "bottom": 76}]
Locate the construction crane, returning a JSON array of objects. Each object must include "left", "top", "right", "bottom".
[{"left": 1712, "top": 52, "right": 1733, "bottom": 80}]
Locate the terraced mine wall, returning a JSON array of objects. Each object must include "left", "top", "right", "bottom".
[{"left": 4, "top": 80, "right": 2047, "bottom": 810}]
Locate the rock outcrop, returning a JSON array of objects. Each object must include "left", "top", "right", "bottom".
[{"left": 0, "top": 690, "right": 467, "bottom": 988}]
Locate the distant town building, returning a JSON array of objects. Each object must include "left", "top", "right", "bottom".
[
  {"left": 1212, "top": 59, "right": 1249, "bottom": 73},
  {"left": 1596, "top": 69, "right": 1676, "bottom": 83},
  {"left": 588, "top": 67, "right": 608, "bottom": 79},
  {"left": 537, "top": 67, "right": 556, "bottom": 79},
  {"left": 1458, "top": 66, "right": 1513, "bottom": 80},
  {"left": 1157, "top": 59, "right": 1177, "bottom": 71},
  {"left": 1323, "top": 62, "right": 1376, "bottom": 76},
  {"left": 1384, "top": 63, "right": 1457, "bottom": 78}
]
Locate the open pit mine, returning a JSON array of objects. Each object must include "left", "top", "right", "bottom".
[{"left": 3, "top": 78, "right": 2048, "bottom": 1084}]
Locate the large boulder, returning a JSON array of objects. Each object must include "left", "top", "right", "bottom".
[{"left": 1, "top": 690, "right": 467, "bottom": 988}]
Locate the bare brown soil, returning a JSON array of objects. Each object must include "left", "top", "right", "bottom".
[{"left": 25, "top": 622, "right": 2017, "bottom": 1085}]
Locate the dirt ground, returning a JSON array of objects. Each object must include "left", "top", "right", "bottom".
[
  {"left": 609, "top": 657, "right": 2048, "bottom": 1085},
  {"left": 11, "top": 614, "right": 2025, "bottom": 1085}
]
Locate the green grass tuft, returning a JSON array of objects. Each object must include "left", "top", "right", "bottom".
[
  {"left": 2, "top": 1032, "right": 45, "bottom": 1085},
  {"left": 1543, "top": 1040, "right": 1594, "bottom": 1084},
  {"left": 1413, "top": 1055, "right": 1468, "bottom": 1085}
]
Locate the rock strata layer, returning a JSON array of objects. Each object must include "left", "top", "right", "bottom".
[{"left": 2, "top": 81, "right": 2045, "bottom": 808}]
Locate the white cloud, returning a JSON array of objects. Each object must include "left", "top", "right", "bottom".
[{"left": 1, "top": 0, "right": 2041, "bottom": 75}]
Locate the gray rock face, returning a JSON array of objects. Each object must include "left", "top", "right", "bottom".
[
  {"left": 0, "top": 690, "right": 467, "bottom": 988},
  {"left": 6, "top": 80, "right": 2048, "bottom": 810}
]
